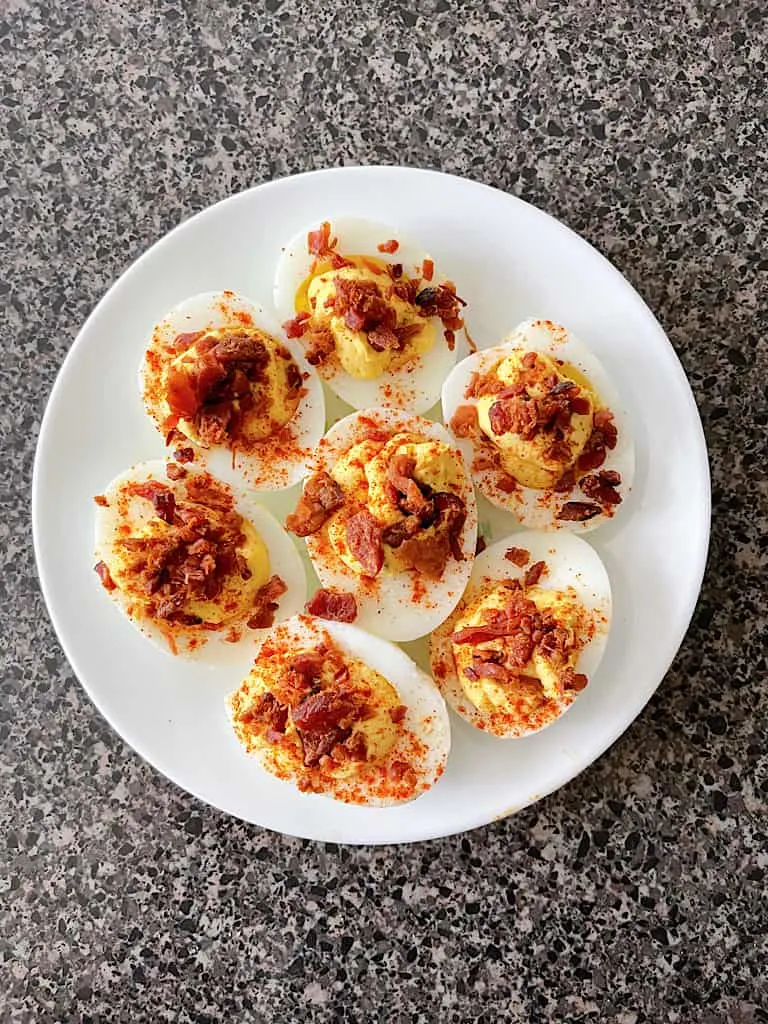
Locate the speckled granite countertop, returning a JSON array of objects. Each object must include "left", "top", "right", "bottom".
[{"left": 2, "top": 1, "right": 766, "bottom": 1021}]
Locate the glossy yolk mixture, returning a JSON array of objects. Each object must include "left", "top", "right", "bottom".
[
  {"left": 325, "top": 431, "right": 463, "bottom": 576},
  {"left": 476, "top": 351, "right": 598, "bottom": 488},
  {"left": 297, "top": 257, "right": 434, "bottom": 380},
  {"left": 451, "top": 581, "right": 587, "bottom": 717}
]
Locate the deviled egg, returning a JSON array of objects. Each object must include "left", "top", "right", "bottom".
[
  {"left": 274, "top": 217, "right": 466, "bottom": 413},
  {"left": 430, "top": 531, "right": 612, "bottom": 737},
  {"left": 228, "top": 614, "right": 450, "bottom": 805},
  {"left": 285, "top": 408, "right": 478, "bottom": 643},
  {"left": 442, "top": 318, "right": 635, "bottom": 530},
  {"left": 141, "top": 290, "right": 325, "bottom": 490},
  {"left": 93, "top": 460, "right": 306, "bottom": 657}
]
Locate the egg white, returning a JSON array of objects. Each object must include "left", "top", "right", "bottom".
[
  {"left": 302, "top": 408, "right": 478, "bottom": 643},
  {"left": 93, "top": 459, "right": 307, "bottom": 664},
  {"left": 429, "top": 531, "right": 612, "bottom": 737},
  {"left": 273, "top": 216, "right": 460, "bottom": 414},
  {"left": 140, "top": 290, "right": 326, "bottom": 491},
  {"left": 227, "top": 614, "right": 451, "bottom": 806},
  {"left": 441, "top": 318, "right": 635, "bottom": 532}
]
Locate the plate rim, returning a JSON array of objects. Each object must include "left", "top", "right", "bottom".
[{"left": 31, "top": 164, "right": 711, "bottom": 844}]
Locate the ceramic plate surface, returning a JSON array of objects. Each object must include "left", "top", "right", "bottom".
[{"left": 32, "top": 166, "right": 710, "bottom": 844}]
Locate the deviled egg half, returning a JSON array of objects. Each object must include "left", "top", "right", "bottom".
[
  {"left": 228, "top": 614, "right": 451, "bottom": 806},
  {"left": 141, "top": 290, "right": 325, "bottom": 490},
  {"left": 274, "top": 217, "right": 466, "bottom": 413},
  {"left": 93, "top": 460, "right": 306, "bottom": 658},
  {"left": 442, "top": 318, "right": 635, "bottom": 531},
  {"left": 430, "top": 531, "right": 612, "bottom": 737},
  {"left": 284, "top": 408, "right": 478, "bottom": 643}
]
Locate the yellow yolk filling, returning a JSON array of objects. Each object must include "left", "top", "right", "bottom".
[
  {"left": 326, "top": 433, "right": 464, "bottom": 576},
  {"left": 451, "top": 583, "right": 586, "bottom": 715},
  {"left": 231, "top": 647, "right": 402, "bottom": 777},
  {"left": 109, "top": 494, "right": 270, "bottom": 625},
  {"left": 163, "top": 327, "right": 301, "bottom": 445},
  {"left": 297, "top": 258, "right": 434, "bottom": 380},
  {"left": 476, "top": 352, "right": 598, "bottom": 488}
]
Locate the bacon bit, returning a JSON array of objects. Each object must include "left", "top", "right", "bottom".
[
  {"left": 343, "top": 732, "right": 368, "bottom": 762},
  {"left": 345, "top": 509, "right": 384, "bottom": 577},
  {"left": 286, "top": 471, "right": 345, "bottom": 537},
  {"left": 304, "top": 326, "right": 335, "bottom": 366},
  {"left": 242, "top": 692, "right": 289, "bottom": 735},
  {"left": 306, "top": 221, "right": 350, "bottom": 270},
  {"left": 497, "top": 475, "right": 519, "bottom": 494},
  {"left": 475, "top": 535, "right": 487, "bottom": 555},
  {"left": 164, "top": 428, "right": 187, "bottom": 448},
  {"left": 421, "top": 258, "right": 434, "bottom": 281},
  {"left": 93, "top": 494, "right": 108, "bottom": 507},
  {"left": 594, "top": 409, "right": 619, "bottom": 449},
  {"left": 562, "top": 669, "right": 589, "bottom": 692},
  {"left": 389, "top": 705, "right": 407, "bottom": 724},
  {"left": 387, "top": 263, "right": 403, "bottom": 280},
  {"left": 556, "top": 501, "right": 602, "bottom": 522},
  {"left": 377, "top": 239, "right": 400, "bottom": 254},
  {"left": 570, "top": 396, "right": 591, "bottom": 415},
  {"left": 307, "top": 221, "right": 333, "bottom": 257},
  {"left": 387, "top": 454, "right": 432, "bottom": 518},
  {"left": 522, "top": 352, "right": 538, "bottom": 370},
  {"left": 577, "top": 445, "right": 607, "bottom": 473},
  {"left": 382, "top": 516, "right": 422, "bottom": 548},
  {"left": 524, "top": 560, "right": 547, "bottom": 587},
  {"left": 554, "top": 467, "right": 577, "bottom": 493},
  {"left": 414, "top": 283, "right": 466, "bottom": 344},
  {"left": 170, "top": 447, "right": 194, "bottom": 468},
  {"left": 170, "top": 330, "right": 205, "bottom": 354},
  {"left": 94, "top": 560, "right": 116, "bottom": 591},
  {"left": 305, "top": 588, "right": 358, "bottom": 623},
  {"left": 152, "top": 490, "right": 176, "bottom": 523},
  {"left": 333, "top": 277, "right": 400, "bottom": 341},
  {"left": 470, "top": 657, "right": 509, "bottom": 681},
  {"left": 166, "top": 462, "right": 187, "bottom": 481},
  {"left": 581, "top": 471, "right": 622, "bottom": 506},
  {"left": 397, "top": 533, "right": 452, "bottom": 580},
  {"left": 183, "top": 474, "right": 233, "bottom": 510},
  {"left": 505, "top": 547, "right": 530, "bottom": 566},
  {"left": 283, "top": 312, "right": 310, "bottom": 338},
  {"left": 247, "top": 574, "right": 287, "bottom": 630}
]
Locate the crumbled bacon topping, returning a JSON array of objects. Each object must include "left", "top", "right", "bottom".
[
  {"left": 452, "top": 582, "right": 583, "bottom": 693},
  {"left": 556, "top": 501, "right": 602, "bottom": 522},
  {"left": 377, "top": 239, "right": 399, "bottom": 254},
  {"left": 305, "top": 588, "right": 358, "bottom": 623},
  {"left": 94, "top": 560, "right": 116, "bottom": 591},
  {"left": 345, "top": 509, "right": 385, "bottom": 577},
  {"left": 247, "top": 575, "right": 287, "bottom": 630},
  {"left": 578, "top": 409, "right": 618, "bottom": 472},
  {"left": 581, "top": 469, "right": 622, "bottom": 507},
  {"left": 283, "top": 312, "right": 311, "bottom": 338},
  {"left": 414, "top": 282, "right": 465, "bottom": 349},
  {"left": 449, "top": 405, "right": 479, "bottom": 439},
  {"left": 524, "top": 560, "right": 547, "bottom": 587},
  {"left": 116, "top": 476, "right": 254, "bottom": 629},
  {"left": 166, "top": 462, "right": 187, "bottom": 481},
  {"left": 285, "top": 471, "right": 345, "bottom": 537},
  {"left": 164, "top": 331, "right": 299, "bottom": 448},
  {"left": 486, "top": 377, "right": 590, "bottom": 448},
  {"left": 504, "top": 547, "right": 530, "bottom": 566},
  {"left": 307, "top": 221, "right": 350, "bottom": 269}
]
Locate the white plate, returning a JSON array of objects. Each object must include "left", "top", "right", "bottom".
[{"left": 32, "top": 167, "right": 710, "bottom": 845}]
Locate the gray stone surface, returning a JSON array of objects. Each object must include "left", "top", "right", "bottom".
[{"left": 2, "top": 1, "right": 766, "bottom": 1021}]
